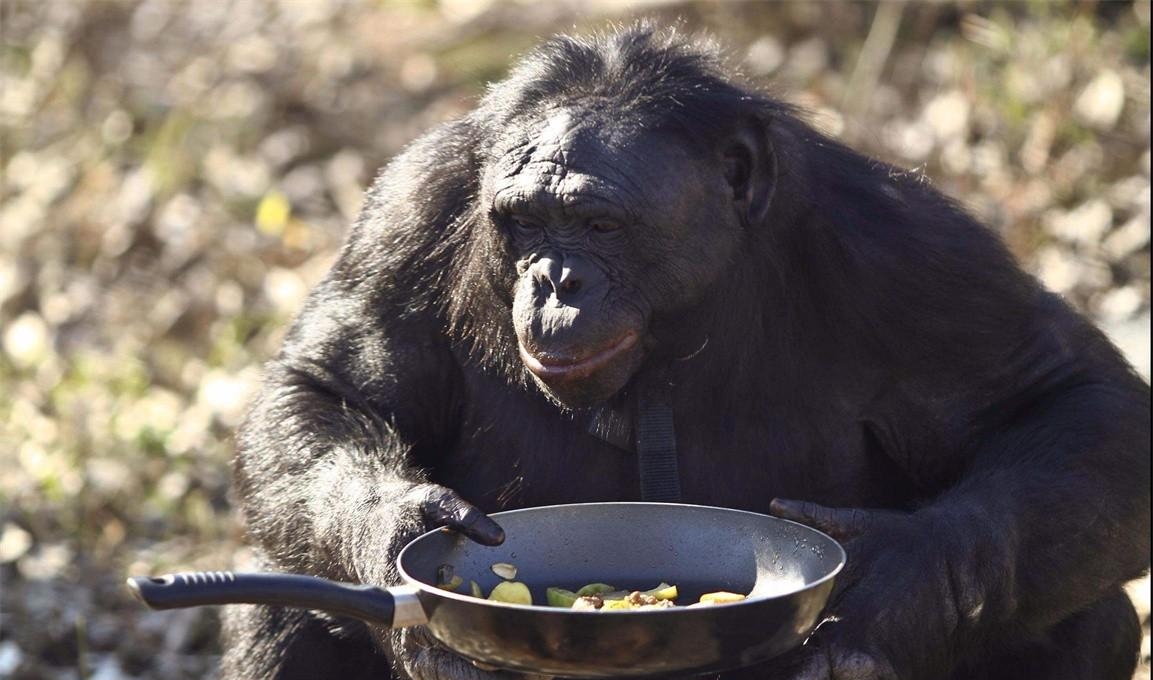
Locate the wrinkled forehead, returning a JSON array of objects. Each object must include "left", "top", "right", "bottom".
[{"left": 485, "top": 108, "right": 697, "bottom": 218}]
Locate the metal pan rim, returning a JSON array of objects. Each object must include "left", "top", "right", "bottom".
[{"left": 397, "top": 501, "right": 846, "bottom": 612}]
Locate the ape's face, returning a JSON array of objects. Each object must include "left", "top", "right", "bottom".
[{"left": 483, "top": 108, "right": 751, "bottom": 408}]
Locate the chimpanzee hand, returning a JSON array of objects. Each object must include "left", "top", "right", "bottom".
[
  {"left": 769, "top": 498, "right": 962, "bottom": 680},
  {"left": 383, "top": 484, "right": 534, "bottom": 680},
  {"left": 417, "top": 483, "right": 506, "bottom": 546},
  {"left": 353, "top": 483, "right": 505, "bottom": 591},
  {"left": 392, "top": 626, "right": 553, "bottom": 680}
]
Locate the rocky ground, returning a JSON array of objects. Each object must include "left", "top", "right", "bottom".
[{"left": 0, "top": 1, "right": 1148, "bottom": 678}]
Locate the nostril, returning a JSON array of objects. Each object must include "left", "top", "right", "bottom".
[{"left": 560, "top": 278, "right": 581, "bottom": 295}]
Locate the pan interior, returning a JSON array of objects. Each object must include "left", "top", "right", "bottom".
[{"left": 400, "top": 503, "right": 843, "bottom": 607}]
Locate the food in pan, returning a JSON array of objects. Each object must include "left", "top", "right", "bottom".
[
  {"left": 439, "top": 562, "right": 747, "bottom": 609},
  {"left": 488, "top": 580, "right": 533, "bottom": 605}
]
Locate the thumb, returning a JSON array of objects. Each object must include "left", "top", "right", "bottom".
[
  {"left": 419, "top": 485, "right": 505, "bottom": 546},
  {"left": 769, "top": 498, "right": 875, "bottom": 542}
]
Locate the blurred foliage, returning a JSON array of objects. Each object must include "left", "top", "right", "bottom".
[{"left": 0, "top": 1, "right": 1149, "bottom": 678}]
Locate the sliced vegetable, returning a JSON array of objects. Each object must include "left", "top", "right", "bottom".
[
  {"left": 490, "top": 562, "right": 518, "bottom": 580},
  {"left": 698, "top": 591, "right": 746, "bottom": 605},
  {"left": 438, "top": 575, "right": 463, "bottom": 591},
  {"left": 642, "top": 583, "right": 678, "bottom": 601},
  {"left": 575, "top": 583, "right": 616, "bottom": 597},
  {"left": 436, "top": 564, "right": 462, "bottom": 591},
  {"left": 488, "top": 581, "right": 532, "bottom": 605},
  {"left": 546, "top": 587, "right": 579, "bottom": 608},
  {"left": 455, "top": 570, "right": 747, "bottom": 611}
]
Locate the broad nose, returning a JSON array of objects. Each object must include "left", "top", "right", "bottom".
[{"left": 531, "top": 253, "right": 601, "bottom": 303}]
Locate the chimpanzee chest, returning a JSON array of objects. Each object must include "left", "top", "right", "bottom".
[{"left": 432, "top": 369, "right": 896, "bottom": 517}]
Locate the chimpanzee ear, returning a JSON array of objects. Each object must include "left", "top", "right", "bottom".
[{"left": 722, "top": 115, "right": 776, "bottom": 227}]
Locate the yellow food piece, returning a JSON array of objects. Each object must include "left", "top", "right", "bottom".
[
  {"left": 470, "top": 580, "right": 483, "bottom": 598},
  {"left": 438, "top": 575, "right": 463, "bottom": 591},
  {"left": 488, "top": 581, "right": 532, "bottom": 605},
  {"left": 698, "top": 591, "right": 746, "bottom": 605},
  {"left": 642, "top": 583, "right": 678, "bottom": 601}
]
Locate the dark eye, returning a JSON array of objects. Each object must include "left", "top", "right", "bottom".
[
  {"left": 509, "top": 215, "right": 543, "bottom": 235},
  {"left": 589, "top": 219, "right": 621, "bottom": 234},
  {"left": 502, "top": 216, "right": 541, "bottom": 244}
]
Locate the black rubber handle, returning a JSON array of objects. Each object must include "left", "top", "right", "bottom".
[{"left": 126, "top": 571, "right": 401, "bottom": 626}]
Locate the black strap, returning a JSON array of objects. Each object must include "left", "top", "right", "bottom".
[
  {"left": 635, "top": 368, "right": 681, "bottom": 502},
  {"left": 586, "top": 402, "right": 634, "bottom": 452}
]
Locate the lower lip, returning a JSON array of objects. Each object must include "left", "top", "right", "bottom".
[{"left": 519, "top": 332, "right": 640, "bottom": 379}]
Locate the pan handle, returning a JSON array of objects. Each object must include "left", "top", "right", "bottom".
[{"left": 126, "top": 572, "right": 427, "bottom": 628}]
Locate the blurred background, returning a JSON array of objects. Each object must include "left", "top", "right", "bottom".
[{"left": 0, "top": 1, "right": 1148, "bottom": 678}]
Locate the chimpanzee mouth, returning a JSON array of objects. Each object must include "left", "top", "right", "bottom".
[{"left": 519, "top": 331, "right": 640, "bottom": 381}]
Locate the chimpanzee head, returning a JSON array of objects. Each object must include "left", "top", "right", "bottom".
[{"left": 452, "top": 26, "right": 778, "bottom": 409}]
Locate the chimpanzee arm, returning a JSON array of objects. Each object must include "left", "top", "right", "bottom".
[
  {"left": 774, "top": 304, "right": 1150, "bottom": 679},
  {"left": 922, "top": 330, "right": 1150, "bottom": 649},
  {"left": 235, "top": 303, "right": 484, "bottom": 587},
  {"left": 232, "top": 118, "right": 499, "bottom": 592}
]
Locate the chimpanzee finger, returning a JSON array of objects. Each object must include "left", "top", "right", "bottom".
[
  {"left": 769, "top": 498, "right": 874, "bottom": 542},
  {"left": 789, "top": 634, "right": 894, "bottom": 680},
  {"left": 395, "top": 626, "right": 543, "bottom": 680},
  {"left": 471, "top": 659, "right": 553, "bottom": 679},
  {"left": 420, "top": 486, "right": 506, "bottom": 546},
  {"left": 828, "top": 649, "right": 894, "bottom": 680},
  {"left": 790, "top": 650, "right": 832, "bottom": 680}
]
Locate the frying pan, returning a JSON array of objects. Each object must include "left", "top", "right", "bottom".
[{"left": 128, "top": 502, "right": 844, "bottom": 677}]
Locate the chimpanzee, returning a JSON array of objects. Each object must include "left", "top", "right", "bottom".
[{"left": 220, "top": 24, "right": 1150, "bottom": 680}]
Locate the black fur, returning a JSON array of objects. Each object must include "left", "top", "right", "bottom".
[{"left": 224, "top": 24, "right": 1150, "bottom": 680}]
